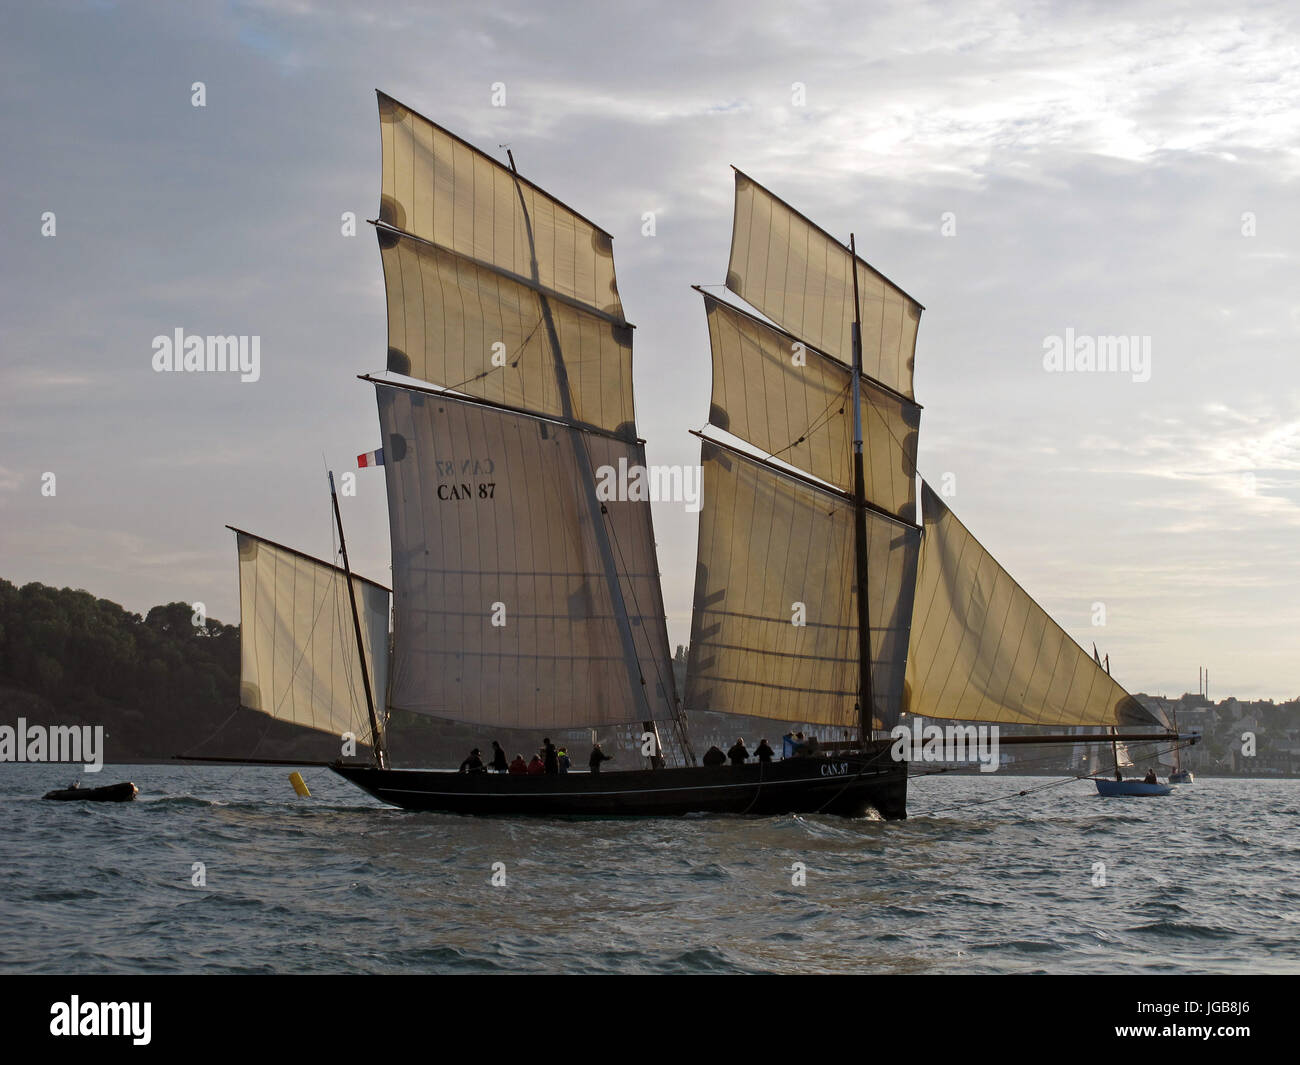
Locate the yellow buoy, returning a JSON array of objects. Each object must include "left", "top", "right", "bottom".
[{"left": 289, "top": 771, "right": 311, "bottom": 798}]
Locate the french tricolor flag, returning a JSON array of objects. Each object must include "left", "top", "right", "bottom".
[{"left": 356, "top": 447, "right": 384, "bottom": 468}]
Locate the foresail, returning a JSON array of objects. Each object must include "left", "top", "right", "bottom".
[
  {"left": 231, "top": 529, "right": 390, "bottom": 750},
  {"left": 376, "top": 381, "right": 676, "bottom": 732},
  {"left": 685, "top": 439, "right": 919, "bottom": 730},
  {"left": 381, "top": 228, "right": 635, "bottom": 436},
  {"left": 378, "top": 91, "right": 623, "bottom": 320},
  {"left": 702, "top": 290, "right": 918, "bottom": 520},
  {"left": 727, "top": 170, "right": 921, "bottom": 399},
  {"left": 904, "top": 482, "right": 1159, "bottom": 728}
]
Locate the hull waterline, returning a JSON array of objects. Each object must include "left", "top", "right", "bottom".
[
  {"left": 1094, "top": 778, "right": 1173, "bottom": 797},
  {"left": 332, "top": 751, "right": 908, "bottom": 819}
]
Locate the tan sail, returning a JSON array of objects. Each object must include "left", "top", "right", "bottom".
[
  {"left": 380, "top": 228, "right": 635, "bottom": 436},
  {"left": 904, "top": 482, "right": 1157, "bottom": 728},
  {"left": 727, "top": 170, "right": 921, "bottom": 399},
  {"left": 702, "top": 290, "right": 918, "bottom": 520},
  {"left": 376, "top": 381, "right": 676, "bottom": 732},
  {"left": 685, "top": 438, "right": 919, "bottom": 730},
  {"left": 378, "top": 91, "right": 623, "bottom": 320},
  {"left": 231, "top": 529, "right": 390, "bottom": 748}
]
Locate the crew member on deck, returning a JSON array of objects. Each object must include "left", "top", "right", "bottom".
[
  {"left": 727, "top": 738, "right": 749, "bottom": 766},
  {"left": 509, "top": 754, "right": 527, "bottom": 775},
  {"left": 459, "top": 748, "right": 486, "bottom": 773},
  {"left": 589, "top": 743, "right": 613, "bottom": 774},
  {"left": 1144, "top": 767, "right": 1158, "bottom": 784},
  {"left": 489, "top": 741, "right": 509, "bottom": 773},
  {"left": 702, "top": 745, "right": 726, "bottom": 767},
  {"left": 558, "top": 747, "right": 571, "bottom": 774},
  {"left": 754, "top": 738, "right": 775, "bottom": 764},
  {"left": 543, "top": 737, "right": 559, "bottom": 775},
  {"left": 527, "top": 753, "right": 546, "bottom": 775}
]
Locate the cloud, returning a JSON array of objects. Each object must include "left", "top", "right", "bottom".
[{"left": 2, "top": 0, "right": 1298, "bottom": 701}]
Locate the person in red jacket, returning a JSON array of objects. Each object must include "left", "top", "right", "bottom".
[
  {"left": 508, "top": 754, "right": 528, "bottom": 775},
  {"left": 527, "top": 754, "right": 546, "bottom": 775}
]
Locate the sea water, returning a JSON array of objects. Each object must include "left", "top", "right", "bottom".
[{"left": 1, "top": 765, "right": 1295, "bottom": 974}]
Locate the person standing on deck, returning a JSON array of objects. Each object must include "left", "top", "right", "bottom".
[
  {"left": 754, "top": 738, "right": 775, "bottom": 764},
  {"left": 589, "top": 743, "right": 613, "bottom": 774},
  {"left": 543, "top": 737, "right": 559, "bottom": 775},
  {"left": 727, "top": 738, "right": 750, "bottom": 766},
  {"left": 558, "top": 747, "right": 571, "bottom": 774},
  {"left": 489, "top": 741, "right": 508, "bottom": 773}
]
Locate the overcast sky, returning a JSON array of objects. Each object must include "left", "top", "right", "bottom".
[{"left": 2, "top": 0, "right": 1297, "bottom": 702}]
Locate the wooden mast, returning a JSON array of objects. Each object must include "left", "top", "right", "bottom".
[
  {"left": 499, "top": 152, "right": 693, "bottom": 767},
  {"left": 329, "top": 470, "right": 387, "bottom": 770},
  {"left": 848, "top": 234, "right": 875, "bottom": 748}
]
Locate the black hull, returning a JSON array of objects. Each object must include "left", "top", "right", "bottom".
[
  {"left": 41, "top": 782, "right": 138, "bottom": 802},
  {"left": 332, "top": 750, "right": 908, "bottom": 819}
]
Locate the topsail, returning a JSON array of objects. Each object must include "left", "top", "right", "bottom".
[
  {"left": 701, "top": 289, "right": 918, "bottom": 521},
  {"left": 378, "top": 91, "right": 623, "bottom": 321},
  {"left": 727, "top": 170, "right": 922, "bottom": 400}
]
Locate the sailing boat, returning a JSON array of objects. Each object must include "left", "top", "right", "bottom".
[
  {"left": 1094, "top": 729, "right": 1172, "bottom": 795},
  {"left": 205, "top": 92, "right": 1181, "bottom": 819}
]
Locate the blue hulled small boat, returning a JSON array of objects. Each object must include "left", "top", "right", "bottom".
[{"left": 1094, "top": 778, "right": 1172, "bottom": 797}]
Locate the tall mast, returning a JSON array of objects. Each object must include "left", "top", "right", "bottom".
[
  {"left": 502, "top": 153, "right": 690, "bottom": 766},
  {"left": 848, "top": 234, "right": 875, "bottom": 746},
  {"left": 329, "top": 470, "right": 387, "bottom": 770}
]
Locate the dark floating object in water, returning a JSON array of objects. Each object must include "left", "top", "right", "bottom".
[{"left": 42, "top": 782, "right": 138, "bottom": 802}]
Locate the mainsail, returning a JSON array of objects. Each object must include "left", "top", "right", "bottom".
[
  {"left": 227, "top": 528, "right": 390, "bottom": 753},
  {"left": 371, "top": 94, "right": 688, "bottom": 757},
  {"left": 686, "top": 437, "right": 917, "bottom": 730},
  {"left": 375, "top": 381, "right": 676, "bottom": 732}
]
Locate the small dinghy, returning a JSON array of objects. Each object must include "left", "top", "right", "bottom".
[
  {"left": 1096, "top": 719, "right": 1172, "bottom": 795},
  {"left": 1094, "top": 777, "right": 1172, "bottom": 797},
  {"left": 42, "top": 781, "right": 138, "bottom": 802}
]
